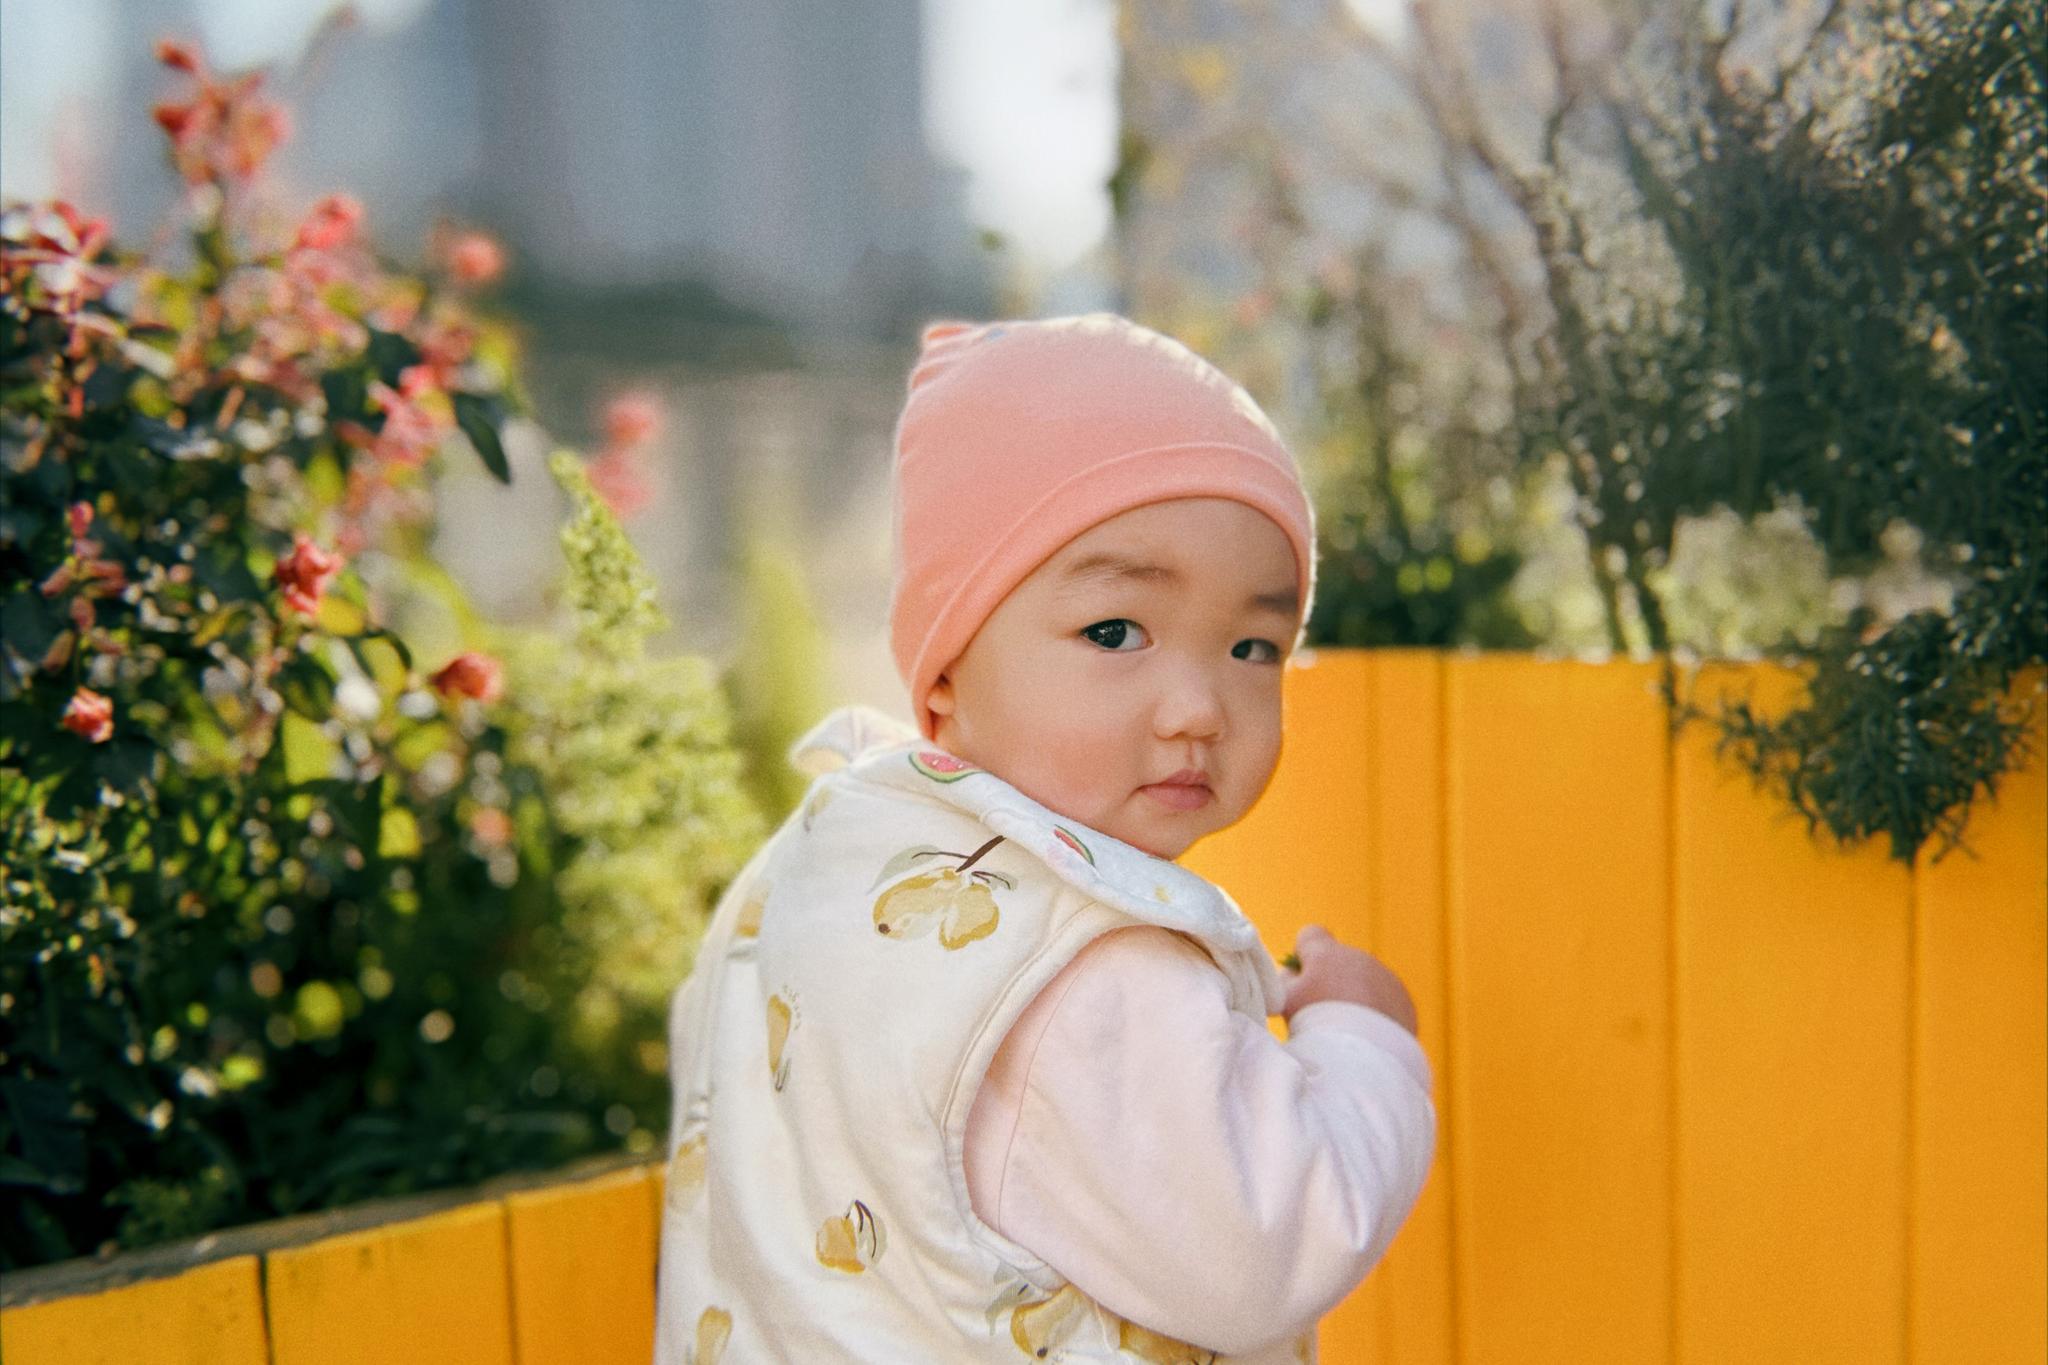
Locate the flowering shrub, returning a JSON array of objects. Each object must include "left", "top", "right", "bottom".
[{"left": 0, "top": 38, "right": 759, "bottom": 1269}]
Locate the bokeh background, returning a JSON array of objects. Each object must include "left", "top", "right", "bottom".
[{"left": 11, "top": 0, "right": 1958, "bottom": 713}]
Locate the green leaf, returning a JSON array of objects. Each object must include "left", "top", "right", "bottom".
[
  {"left": 1, "top": 591, "right": 60, "bottom": 663},
  {"left": 364, "top": 328, "right": 423, "bottom": 385},
  {"left": 346, "top": 629, "right": 412, "bottom": 687},
  {"left": 277, "top": 652, "right": 338, "bottom": 719},
  {"left": 453, "top": 392, "right": 512, "bottom": 484},
  {"left": 0, "top": 1076, "right": 87, "bottom": 1194},
  {"left": 866, "top": 845, "right": 950, "bottom": 891},
  {"left": 320, "top": 368, "right": 369, "bottom": 427},
  {"left": 91, "top": 736, "right": 158, "bottom": 795}
]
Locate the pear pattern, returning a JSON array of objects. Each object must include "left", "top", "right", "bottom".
[
  {"left": 688, "top": 1306, "right": 731, "bottom": 1365},
  {"left": 1006, "top": 1282, "right": 1091, "bottom": 1358},
  {"left": 986, "top": 1271, "right": 1234, "bottom": 1363},
  {"left": 665, "top": 1130, "right": 707, "bottom": 1211},
  {"left": 870, "top": 835, "right": 1013, "bottom": 950},
  {"left": 800, "top": 782, "right": 836, "bottom": 832},
  {"left": 737, "top": 888, "right": 770, "bottom": 941},
  {"left": 654, "top": 705, "right": 1290, "bottom": 1360},
  {"left": 665, "top": 1091, "right": 711, "bottom": 1214},
  {"left": 1116, "top": 1319, "right": 1219, "bottom": 1364},
  {"left": 727, "top": 879, "right": 770, "bottom": 960},
  {"left": 815, "top": 1198, "right": 887, "bottom": 1273},
  {"left": 766, "top": 992, "right": 797, "bottom": 1091}
]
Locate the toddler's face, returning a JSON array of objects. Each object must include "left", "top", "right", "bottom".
[{"left": 927, "top": 497, "right": 1300, "bottom": 861}]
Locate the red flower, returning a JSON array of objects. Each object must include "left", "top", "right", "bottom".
[
  {"left": 67, "top": 501, "right": 94, "bottom": 538},
  {"left": 274, "top": 532, "right": 343, "bottom": 616},
  {"left": 294, "top": 193, "right": 363, "bottom": 252},
  {"left": 430, "top": 651, "right": 503, "bottom": 703},
  {"left": 61, "top": 687, "right": 114, "bottom": 743},
  {"left": 445, "top": 231, "right": 506, "bottom": 286},
  {"left": 151, "top": 41, "right": 291, "bottom": 185},
  {"left": 4, "top": 202, "right": 116, "bottom": 321},
  {"left": 154, "top": 38, "right": 203, "bottom": 74}
]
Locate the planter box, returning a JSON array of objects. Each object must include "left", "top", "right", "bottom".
[{"left": 6, "top": 651, "right": 2042, "bottom": 1365}]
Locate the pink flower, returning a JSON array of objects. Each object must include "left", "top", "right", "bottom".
[
  {"left": 151, "top": 42, "right": 291, "bottom": 185},
  {"left": 294, "top": 193, "right": 363, "bottom": 252},
  {"left": 274, "top": 532, "right": 343, "bottom": 616},
  {"left": 365, "top": 378, "right": 443, "bottom": 467},
  {"left": 429, "top": 651, "right": 503, "bottom": 703},
  {"left": 61, "top": 687, "right": 114, "bottom": 743},
  {"left": 587, "top": 445, "right": 655, "bottom": 520},
  {"left": 601, "top": 392, "right": 662, "bottom": 449},
  {"left": 445, "top": 231, "right": 506, "bottom": 286},
  {"left": 4, "top": 202, "right": 116, "bottom": 322},
  {"left": 468, "top": 806, "right": 514, "bottom": 848},
  {"left": 410, "top": 318, "right": 476, "bottom": 388},
  {"left": 67, "top": 501, "right": 94, "bottom": 539}
]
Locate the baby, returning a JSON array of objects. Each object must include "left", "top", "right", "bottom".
[{"left": 654, "top": 314, "right": 1435, "bottom": 1364}]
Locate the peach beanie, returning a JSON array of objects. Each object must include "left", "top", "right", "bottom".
[{"left": 888, "top": 312, "right": 1318, "bottom": 742}]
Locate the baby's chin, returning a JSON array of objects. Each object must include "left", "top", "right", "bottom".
[{"left": 1100, "top": 807, "right": 1204, "bottom": 862}]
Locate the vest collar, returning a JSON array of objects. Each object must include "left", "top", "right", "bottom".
[{"left": 788, "top": 704, "right": 1283, "bottom": 995}]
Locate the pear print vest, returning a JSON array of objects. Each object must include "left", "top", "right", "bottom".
[{"left": 653, "top": 705, "right": 1315, "bottom": 1364}]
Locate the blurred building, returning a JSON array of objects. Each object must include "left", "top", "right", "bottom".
[{"left": 9, "top": 0, "right": 1008, "bottom": 715}]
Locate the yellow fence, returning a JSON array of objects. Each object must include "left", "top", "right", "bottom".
[
  {"left": 1184, "top": 650, "right": 2047, "bottom": 1365},
  {"left": 5, "top": 651, "right": 2042, "bottom": 1364}
]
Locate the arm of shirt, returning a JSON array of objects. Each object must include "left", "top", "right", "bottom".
[{"left": 964, "top": 923, "right": 1436, "bottom": 1357}]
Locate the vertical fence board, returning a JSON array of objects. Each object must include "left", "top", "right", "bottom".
[
  {"left": 1361, "top": 650, "right": 1454, "bottom": 1365},
  {"left": 264, "top": 1202, "right": 514, "bottom": 1365},
  {"left": 1446, "top": 655, "right": 1672, "bottom": 1365},
  {"left": 1186, "top": 648, "right": 1375, "bottom": 954},
  {"left": 0, "top": 1258, "right": 268, "bottom": 1365},
  {"left": 1673, "top": 661, "right": 1912, "bottom": 1362},
  {"left": 1911, "top": 673, "right": 2047, "bottom": 1364},
  {"left": 1185, "top": 648, "right": 1384, "bottom": 1361},
  {"left": 506, "top": 1166, "right": 658, "bottom": 1365}
]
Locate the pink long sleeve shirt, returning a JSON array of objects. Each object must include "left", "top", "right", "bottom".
[{"left": 962, "top": 924, "right": 1438, "bottom": 1355}]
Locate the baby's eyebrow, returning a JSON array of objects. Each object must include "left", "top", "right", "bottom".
[{"left": 1056, "top": 553, "right": 1298, "bottom": 616}]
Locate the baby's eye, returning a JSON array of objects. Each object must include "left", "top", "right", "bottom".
[
  {"left": 1234, "top": 639, "right": 1283, "bottom": 663},
  {"left": 1080, "top": 619, "right": 1148, "bottom": 652}
]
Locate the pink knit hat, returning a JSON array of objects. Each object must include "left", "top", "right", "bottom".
[{"left": 888, "top": 312, "right": 1318, "bottom": 742}]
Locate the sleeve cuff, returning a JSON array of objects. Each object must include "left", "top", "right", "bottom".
[{"left": 1288, "top": 999, "right": 1434, "bottom": 1095}]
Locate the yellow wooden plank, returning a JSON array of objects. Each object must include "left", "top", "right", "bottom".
[
  {"left": 1182, "top": 648, "right": 1387, "bottom": 1361},
  {"left": 265, "top": 1200, "right": 513, "bottom": 1365},
  {"left": 505, "top": 1165, "right": 658, "bottom": 1365},
  {"left": 1912, "top": 669, "right": 2047, "bottom": 1363},
  {"left": 1359, "top": 649, "right": 1454, "bottom": 1365},
  {"left": 1183, "top": 646, "right": 1375, "bottom": 958},
  {"left": 1674, "top": 660, "right": 1911, "bottom": 1361},
  {"left": 0, "top": 1257, "right": 268, "bottom": 1365},
  {"left": 1447, "top": 653, "right": 1672, "bottom": 1364}
]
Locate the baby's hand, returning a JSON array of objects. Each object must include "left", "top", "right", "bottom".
[{"left": 1279, "top": 925, "right": 1420, "bottom": 1037}]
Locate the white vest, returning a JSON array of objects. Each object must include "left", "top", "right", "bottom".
[{"left": 654, "top": 705, "right": 1314, "bottom": 1364}]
